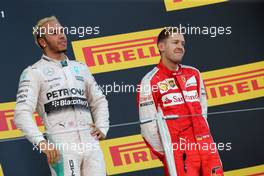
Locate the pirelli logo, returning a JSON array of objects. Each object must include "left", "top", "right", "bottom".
[
  {"left": 0, "top": 164, "right": 3, "bottom": 176},
  {"left": 72, "top": 28, "right": 162, "bottom": 74},
  {"left": 203, "top": 61, "right": 264, "bottom": 106},
  {"left": 224, "top": 164, "right": 264, "bottom": 176},
  {"left": 0, "top": 102, "right": 44, "bottom": 140},
  {"left": 100, "top": 135, "right": 162, "bottom": 175},
  {"left": 164, "top": 0, "right": 227, "bottom": 11}
]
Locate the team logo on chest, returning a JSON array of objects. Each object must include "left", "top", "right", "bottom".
[
  {"left": 43, "top": 67, "right": 55, "bottom": 76},
  {"left": 158, "top": 78, "right": 178, "bottom": 94},
  {"left": 181, "top": 76, "right": 186, "bottom": 84}
]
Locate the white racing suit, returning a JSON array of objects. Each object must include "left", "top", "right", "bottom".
[{"left": 14, "top": 55, "right": 109, "bottom": 176}]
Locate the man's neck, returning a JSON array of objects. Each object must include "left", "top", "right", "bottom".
[
  {"left": 44, "top": 51, "right": 66, "bottom": 61},
  {"left": 161, "top": 58, "right": 179, "bottom": 71}
]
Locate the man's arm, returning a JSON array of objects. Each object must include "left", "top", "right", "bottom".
[
  {"left": 14, "top": 67, "right": 45, "bottom": 145},
  {"left": 14, "top": 66, "right": 61, "bottom": 164},
  {"left": 137, "top": 77, "right": 164, "bottom": 155},
  {"left": 198, "top": 71, "right": 208, "bottom": 119},
  {"left": 84, "top": 65, "right": 110, "bottom": 139}
]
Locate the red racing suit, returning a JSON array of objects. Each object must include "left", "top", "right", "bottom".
[{"left": 137, "top": 61, "right": 224, "bottom": 176}]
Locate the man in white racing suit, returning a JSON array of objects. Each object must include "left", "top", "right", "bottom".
[{"left": 14, "top": 16, "right": 109, "bottom": 176}]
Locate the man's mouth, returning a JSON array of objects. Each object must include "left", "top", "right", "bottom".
[
  {"left": 175, "top": 49, "right": 183, "bottom": 54},
  {"left": 175, "top": 51, "right": 183, "bottom": 54},
  {"left": 59, "top": 40, "right": 67, "bottom": 46}
]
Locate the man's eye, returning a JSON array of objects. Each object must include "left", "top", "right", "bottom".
[
  {"left": 49, "top": 30, "right": 54, "bottom": 34},
  {"left": 60, "top": 28, "right": 64, "bottom": 34}
]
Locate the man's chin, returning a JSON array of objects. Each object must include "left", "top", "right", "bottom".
[
  {"left": 171, "top": 58, "right": 182, "bottom": 64},
  {"left": 60, "top": 49, "right": 67, "bottom": 53}
]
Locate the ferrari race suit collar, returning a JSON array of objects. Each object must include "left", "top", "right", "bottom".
[
  {"left": 41, "top": 54, "right": 69, "bottom": 68},
  {"left": 157, "top": 60, "right": 182, "bottom": 76}
]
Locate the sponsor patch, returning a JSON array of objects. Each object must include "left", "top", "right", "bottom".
[
  {"left": 185, "top": 76, "right": 197, "bottom": 87},
  {"left": 158, "top": 81, "right": 169, "bottom": 93},
  {"left": 140, "top": 101, "right": 154, "bottom": 107},
  {"left": 44, "top": 97, "right": 89, "bottom": 114},
  {"left": 75, "top": 76, "right": 84, "bottom": 82},
  {"left": 211, "top": 166, "right": 222, "bottom": 176},
  {"left": 139, "top": 94, "right": 153, "bottom": 103},
  {"left": 162, "top": 93, "right": 184, "bottom": 107},
  {"left": 162, "top": 90, "right": 199, "bottom": 107},
  {"left": 166, "top": 78, "right": 177, "bottom": 89}
]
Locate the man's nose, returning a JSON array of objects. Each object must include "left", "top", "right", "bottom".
[
  {"left": 59, "top": 33, "right": 66, "bottom": 39},
  {"left": 176, "top": 44, "right": 184, "bottom": 51},
  {"left": 176, "top": 46, "right": 184, "bottom": 51}
]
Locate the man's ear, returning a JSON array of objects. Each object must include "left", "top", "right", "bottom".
[
  {"left": 38, "top": 38, "right": 46, "bottom": 48},
  {"left": 157, "top": 42, "right": 165, "bottom": 53}
]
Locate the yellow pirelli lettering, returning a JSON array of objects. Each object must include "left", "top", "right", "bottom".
[
  {"left": 203, "top": 61, "right": 264, "bottom": 106},
  {"left": 164, "top": 0, "right": 227, "bottom": 11},
  {"left": 72, "top": 28, "right": 162, "bottom": 74},
  {"left": 0, "top": 164, "right": 4, "bottom": 176},
  {"left": 0, "top": 102, "right": 44, "bottom": 140},
  {"left": 100, "top": 135, "right": 162, "bottom": 175},
  {"left": 224, "top": 164, "right": 264, "bottom": 176}
]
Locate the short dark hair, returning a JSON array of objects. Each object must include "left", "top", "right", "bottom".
[{"left": 157, "top": 27, "right": 179, "bottom": 44}]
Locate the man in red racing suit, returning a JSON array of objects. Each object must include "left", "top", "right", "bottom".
[{"left": 137, "top": 28, "right": 224, "bottom": 176}]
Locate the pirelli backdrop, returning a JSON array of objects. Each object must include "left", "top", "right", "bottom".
[{"left": 0, "top": 0, "right": 264, "bottom": 176}]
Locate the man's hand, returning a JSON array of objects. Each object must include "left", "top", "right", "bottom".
[
  {"left": 90, "top": 124, "right": 106, "bottom": 140},
  {"left": 38, "top": 140, "right": 60, "bottom": 165}
]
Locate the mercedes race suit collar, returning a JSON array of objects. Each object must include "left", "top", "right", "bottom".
[{"left": 41, "top": 54, "right": 69, "bottom": 68}]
